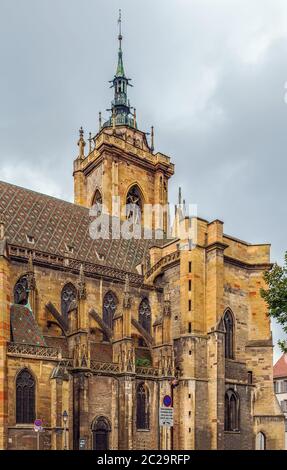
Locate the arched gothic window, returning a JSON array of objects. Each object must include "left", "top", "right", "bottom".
[
  {"left": 224, "top": 310, "right": 234, "bottom": 359},
  {"left": 136, "top": 383, "right": 150, "bottom": 430},
  {"left": 139, "top": 298, "right": 151, "bottom": 333},
  {"left": 14, "top": 276, "right": 29, "bottom": 305},
  {"left": 103, "top": 292, "right": 117, "bottom": 341},
  {"left": 224, "top": 389, "right": 240, "bottom": 432},
  {"left": 138, "top": 298, "right": 151, "bottom": 347},
  {"left": 16, "top": 369, "right": 35, "bottom": 424},
  {"left": 61, "top": 283, "right": 77, "bottom": 321},
  {"left": 126, "top": 185, "right": 142, "bottom": 224},
  {"left": 256, "top": 432, "right": 266, "bottom": 450},
  {"left": 92, "top": 189, "right": 103, "bottom": 216},
  {"left": 92, "top": 416, "right": 111, "bottom": 450}
]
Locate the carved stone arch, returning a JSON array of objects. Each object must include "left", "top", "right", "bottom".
[
  {"left": 15, "top": 367, "right": 36, "bottom": 424},
  {"left": 91, "top": 188, "right": 103, "bottom": 215},
  {"left": 14, "top": 365, "right": 37, "bottom": 386},
  {"left": 92, "top": 415, "right": 111, "bottom": 450},
  {"left": 14, "top": 275, "right": 29, "bottom": 305},
  {"left": 125, "top": 183, "right": 145, "bottom": 224},
  {"left": 92, "top": 415, "right": 112, "bottom": 431},
  {"left": 136, "top": 381, "right": 150, "bottom": 430},
  {"left": 222, "top": 307, "right": 235, "bottom": 359},
  {"left": 224, "top": 388, "right": 240, "bottom": 432},
  {"left": 138, "top": 297, "right": 151, "bottom": 332},
  {"left": 136, "top": 297, "right": 152, "bottom": 348},
  {"left": 102, "top": 291, "right": 118, "bottom": 341},
  {"left": 256, "top": 431, "right": 266, "bottom": 450},
  {"left": 61, "top": 282, "right": 77, "bottom": 322}
]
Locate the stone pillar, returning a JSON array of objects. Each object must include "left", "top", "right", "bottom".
[
  {"left": 51, "top": 364, "right": 70, "bottom": 450},
  {"left": 113, "top": 338, "right": 135, "bottom": 450},
  {"left": 207, "top": 329, "right": 225, "bottom": 450},
  {"left": 118, "top": 375, "right": 134, "bottom": 450},
  {"left": 205, "top": 222, "right": 226, "bottom": 450},
  {"left": 73, "top": 158, "right": 87, "bottom": 207},
  {"left": 72, "top": 371, "right": 90, "bottom": 450}
]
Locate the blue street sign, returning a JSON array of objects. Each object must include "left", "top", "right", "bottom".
[{"left": 163, "top": 395, "right": 172, "bottom": 407}]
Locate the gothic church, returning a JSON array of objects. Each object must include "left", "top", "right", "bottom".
[{"left": 0, "top": 18, "right": 284, "bottom": 450}]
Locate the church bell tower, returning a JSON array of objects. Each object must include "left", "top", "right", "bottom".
[{"left": 73, "top": 11, "right": 174, "bottom": 233}]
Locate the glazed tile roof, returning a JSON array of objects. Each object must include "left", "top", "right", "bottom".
[
  {"left": 0, "top": 180, "right": 167, "bottom": 274},
  {"left": 10, "top": 304, "right": 47, "bottom": 346},
  {"left": 274, "top": 353, "right": 287, "bottom": 378}
]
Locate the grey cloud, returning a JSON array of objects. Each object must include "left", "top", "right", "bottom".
[{"left": 0, "top": 0, "right": 286, "bottom": 360}]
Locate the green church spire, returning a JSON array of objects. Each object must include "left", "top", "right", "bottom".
[
  {"left": 103, "top": 10, "right": 136, "bottom": 129},
  {"left": 116, "top": 10, "right": 125, "bottom": 77}
]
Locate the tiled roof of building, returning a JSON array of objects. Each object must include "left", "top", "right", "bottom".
[
  {"left": 10, "top": 304, "right": 47, "bottom": 346},
  {"left": 0, "top": 180, "right": 168, "bottom": 274},
  {"left": 273, "top": 353, "right": 287, "bottom": 378}
]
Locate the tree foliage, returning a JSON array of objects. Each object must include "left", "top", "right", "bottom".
[{"left": 261, "top": 252, "right": 287, "bottom": 352}]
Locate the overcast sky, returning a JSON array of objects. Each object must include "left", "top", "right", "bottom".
[{"left": 0, "top": 0, "right": 286, "bottom": 361}]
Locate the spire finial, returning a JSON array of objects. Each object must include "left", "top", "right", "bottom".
[
  {"left": 151, "top": 126, "right": 154, "bottom": 152},
  {"left": 178, "top": 187, "right": 182, "bottom": 205},
  {"left": 115, "top": 9, "right": 125, "bottom": 77},
  {"left": 88, "top": 132, "right": 92, "bottom": 153},
  {"left": 77, "top": 264, "right": 86, "bottom": 300},
  {"left": 77, "top": 127, "right": 86, "bottom": 159},
  {"left": 118, "top": 9, "right": 122, "bottom": 49},
  {"left": 99, "top": 111, "right": 102, "bottom": 130},
  {"left": 103, "top": 11, "right": 135, "bottom": 129},
  {"left": 123, "top": 274, "right": 131, "bottom": 308}
]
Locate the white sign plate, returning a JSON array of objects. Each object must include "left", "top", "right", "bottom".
[{"left": 159, "top": 406, "right": 174, "bottom": 427}]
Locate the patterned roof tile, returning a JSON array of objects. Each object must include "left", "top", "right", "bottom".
[{"left": 0, "top": 180, "right": 169, "bottom": 274}]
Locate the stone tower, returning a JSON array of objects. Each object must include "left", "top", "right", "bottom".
[{"left": 73, "top": 14, "right": 174, "bottom": 233}]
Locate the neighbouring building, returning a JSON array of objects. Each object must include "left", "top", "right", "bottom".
[
  {"left": 0, "top": 17, "right": 285, "bottom": 450},
  {"left": 274, "top": 353, "right": 287, "bottom": 449}
]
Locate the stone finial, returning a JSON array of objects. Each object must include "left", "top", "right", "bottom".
[
  {"left": 123, "top": 274, "right": 131, "bottom": 308},
  {"left": 178, "top": 186, "right": 182, "bottom": 205},
  {"left": 77, "top": 126, "right": 86, "bottom": 159},
  {"left": 99, "top": 111, "right": 102, "bottom": 130},
  {"left": 151, "top": 125, "right": 154, "bottom": 152},
  {"left": 27, "top": 251, "right": 34, "bottom": 273},
  {"left": 124, "top": 273, "right": 129, "bottom": 293},
  {"left": 27, "top": 252, "right": 36, "bottom": 290},
  {"left": 88, "top": 132, "right": 93, "bottom": 154},
  {"left": 0, "top": 213, "right": 5, "bottom": 240},
  {"left": 77, "top": 264, "right": 86, "bottom": 300},
  {"left": 63, "top": 249, "right": 70, "bottom": 267}
]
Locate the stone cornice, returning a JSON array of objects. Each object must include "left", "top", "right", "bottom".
[
  {"left": 79, "top": 132, "right": 174, "bottom": 179},
  {"left": 224, "top": 255, "right": 272, "bottom": 271},
  {"left": 206, "top": 241, "right": 229, "bottom": 253},
  {"left": 8, "top": 244, "right": 159, "bottom": 291}
]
